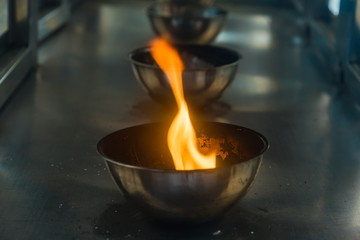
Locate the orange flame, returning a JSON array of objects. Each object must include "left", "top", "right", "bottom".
[{"left": 151, "top": 38, "right": 216, "bottom": 170}]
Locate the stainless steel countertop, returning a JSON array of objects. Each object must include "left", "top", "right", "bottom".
[{"left": 1, "top": 1, "right": 360, "bottom": 239}]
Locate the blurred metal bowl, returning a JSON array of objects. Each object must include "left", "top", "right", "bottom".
[
  {"left": 147, "top": 2, "right": 227, "bottom": 44},
  {"left": 97, "top": 122, "right": 269, "bottom": 223},
  {"left": 129, "top": 44, "right": 240, "bottom": 108}
]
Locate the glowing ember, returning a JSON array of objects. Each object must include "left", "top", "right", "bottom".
[{"left": 150, "top": 38, "right": 216, "bottom": 170}]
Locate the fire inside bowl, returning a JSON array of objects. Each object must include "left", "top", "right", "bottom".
[
  {"left": 147, "top": 2, "right": 227, "bottom": 44},
  {"left": 129, "top": 45, "right": 240, "bottom": 108},
  {"left": 97, "top": 122, "right": 268, "bottom": 223}
]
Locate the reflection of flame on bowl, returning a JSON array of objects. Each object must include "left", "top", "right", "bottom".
[
  {"left": 97, "top": 122, "right": 269, "bottom": 223},
  {"left": 147, "top": 2, "right": 227, "bottom": 44},
  {"left": 129, "top": 44, "right": 240, "bottom": 108}
]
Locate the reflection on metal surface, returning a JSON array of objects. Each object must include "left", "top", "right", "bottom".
[
  {"left": 99, "top": 7, "right": 113, "bottom": 34},
  {"left": 231, "top": 14, "right": 271, "bottom": 29},
  {"left": 356, "top": 0, "right": 360, "bottom": 29},
  {"left": 235, "top": 75, "right": 279, "bottom": 95},
  {"left": 317, "top": 93, "right": 331, "bottom": 131},
  {"left": 98, "top": 5, "right": 150, "bottom": 34},
  {"left": 328, "top": 0, "right": 341, "bottom": 16},
  {"left": 250, "top": 14, "right": 272, "bottom": 27},
  {"left": 37, "top": 0, "right": 71, "bottom": 41},
  {"left": 217, "top": 14, "right": 272, "bottom": 48},
  {"left": 15, "top": 0, "right": 28, "bottom": 22},
  {"left": 217, "top": 30, "right": 272, "bottom": 49},
  {"left": 0, "top": 0, "right": 8, "bottom": 36}
]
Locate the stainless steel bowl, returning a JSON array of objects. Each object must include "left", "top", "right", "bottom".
[
  {"left": 97, "top": 122, "right": 269, "bottom": 223},
  {"left": 147, "top": 3, "right": 227, "bottom": 44},
  {"left": 129, "top": 44, "right": 240, "bottom": 108}
]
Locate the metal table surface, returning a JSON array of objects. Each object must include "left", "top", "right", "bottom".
[{"left": 1, "top": 1, "right": 360, "bottom": 239}]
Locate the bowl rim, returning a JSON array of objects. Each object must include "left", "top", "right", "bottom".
[
  {"left": 128, "top": 44, "right": 242, "bottom": 71},
  {"left": 146, "top": 2, "right": 228, "bottom": 18},
  {"left": 97, "top": 121, "right": 269, "bottom": 173}
]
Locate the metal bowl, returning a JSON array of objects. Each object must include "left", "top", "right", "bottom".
[
  {"left": 129, "top": 44, "right": 240, "bottom": 108},
  {"left": 97, "top": 122, "right": 268, "bottom": 223},
  {"left": 147, "top": 2, "right": 227, "bottom": 44}
]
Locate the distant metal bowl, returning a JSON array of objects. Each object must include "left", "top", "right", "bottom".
[
  {"left": 129, "top": 44, "right": 240, "bottom": 108},
  {"left": 147, "top": 2, "right": 227, "bottom": 44},
  {"left": 97, "top": 122, "right": 268, "bottom": 223}
]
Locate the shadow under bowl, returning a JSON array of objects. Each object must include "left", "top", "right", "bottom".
[
  {"left": 129, "top": 44, "right": 240, "bottom": 108},
  {"left": 97, "top": 122, "right": 268, "bottom": 223},
  {"left": 147, "top": 2, "right": 227, "bottom": 44}
]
